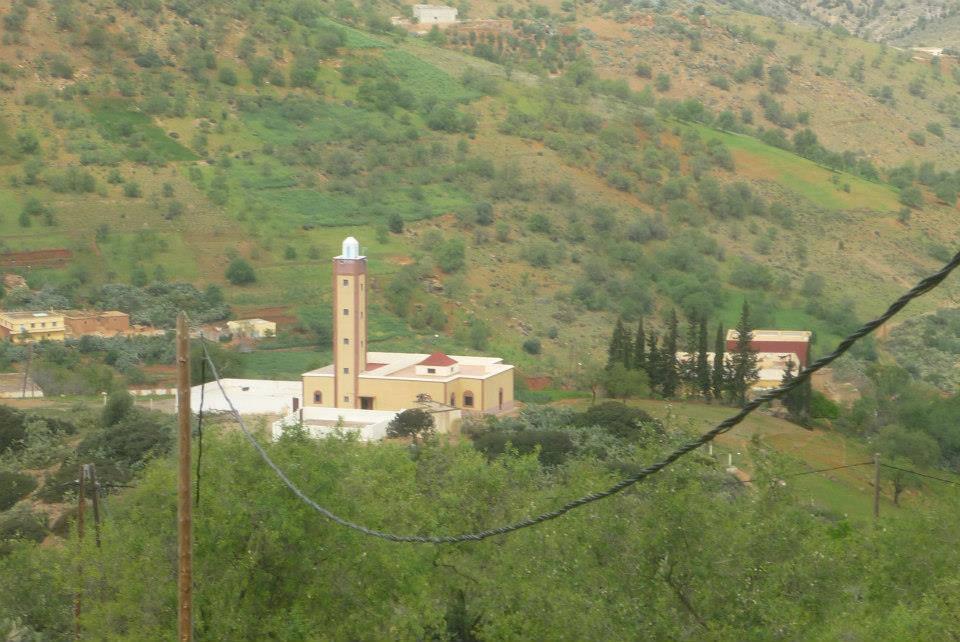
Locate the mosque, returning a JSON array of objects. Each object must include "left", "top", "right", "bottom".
[{"left": 300, "top": 237, "right": 515, "bottom": 415}]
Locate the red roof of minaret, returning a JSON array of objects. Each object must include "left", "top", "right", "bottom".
[{"left": 418, "top": 352, "right": 457, "bottom": 366}]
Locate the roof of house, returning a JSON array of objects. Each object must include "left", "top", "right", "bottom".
[
  {"left": 418, "top": 352, "right": 457, "bottom": 366},
  {"left": 303, "top": 351, "right": 511, "bottom": 382},
  {"left": 726, "top": 329, "right": 812, "bottom": 343}
]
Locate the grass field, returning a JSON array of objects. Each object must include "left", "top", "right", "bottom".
[
  {"left": 626, "top": 398, "right": 953, "bottom": 523},
  {"left": 688, "top": 123, "right": 901, "bottom": 212},
  {"left": 89, "top": 98, "right": 197, "bottom": 162},
  {"left": 0, "top": 117, "right": 18, "bottom": 164},
  {"left": 239, "top": 347, "right": 331, "bottom": 380}
]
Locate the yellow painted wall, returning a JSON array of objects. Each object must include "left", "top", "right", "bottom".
[
  {"left": 0, "top": 312, "right": 66, "bottom": 344},
  {"left": 357, "top": 378, "right": 447, "bottom": 410},
  {"left": 481, "top": 370, "right": 514, "bottom": 412},
  {"left": 305, "top": 367, "right": 514, "bottom": 414},
  {"left": 303, "top": 376, "right": 335, "bottom": 407}
]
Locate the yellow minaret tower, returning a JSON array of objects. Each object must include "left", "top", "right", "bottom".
[{"left": 332, "top": 236, "right": 367, "bottom": 409}]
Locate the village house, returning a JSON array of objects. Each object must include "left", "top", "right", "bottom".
[
  {"left": 0, "top": 311, "right": 66, "bottom": 343},
  {"left": 227, "top": 318, "right": 277, "bottom": 339},
  {"left": 725, "top": 329, "right": 812, "bottom": 367},
  {"left": 63, "top": 310, "right": 131, "bottom": 338}
]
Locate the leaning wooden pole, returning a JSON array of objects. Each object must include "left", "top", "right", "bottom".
[{"left": 176, "top": 312, "right": 192, "bottom": 642}]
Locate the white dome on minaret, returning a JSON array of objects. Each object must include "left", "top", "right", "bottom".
[{"left": 341, "top": 236, "right": 360, "bottom": 259}]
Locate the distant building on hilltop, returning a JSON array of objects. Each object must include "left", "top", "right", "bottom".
[
  {"left": 725, "top": 329, "right": 812, "bottom": 368},
  {"left": 413, "top": 3, "right": 459, "bottom": 24},
  {"left": 301, "top": 237, "right": 514, "bottom": 414}
]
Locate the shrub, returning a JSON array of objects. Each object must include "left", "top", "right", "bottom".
[
  {"left": 472, "top": 430, "right": 574, "bottom": 466},
  {"left": 926, "top": 122, "right": 945, "bottom": 138},
  {"left": 386, "top": 409, "right": 435, "bottom": 441},
  {"left": 433, "top": 239, "right": 466, "bottom": 273},
  {"left": 474, "top": 202, "right": 493, "bottom": 226},
  {"left": 102, "top": 390, "right": 134, "bottom": 426},
  {"left": 899, "top": 186, "right": 923, "bottom": 209},
  {"left": 0, "top": 472, "right": 37, "bottom": 511},
  {"left": 574, "top": 401, "right": 663, "bottom": 442},
  {"left": 388, "top": 213, "right": 404, "bottom": 234},
  {"left": 0, "top": 407, "right": 27, "bottom": 453},
  {"left": 635, "top": 62, "right": 652, "bottom": 78},
  {"left": 655, "top": 73, "right": 671, "bottom": 92},
  {"left": 0, "top": 506, "right": 47, "bottom": 548},
  {"left": 225, "top": 258, "right": 256, "bottom": 285},
  {"left": 729, "top": 259, "right": 774, "bottom": 289},
  {"left": 522, "top": 337, "right": 542, "bottom": 355},
  {"left": 123, "top": 182, "right": 142, "bottom": 198},
  {"left": 908, "top": 131, "right": 926, "bottom": 146},
  {"left": 218, "top": 67, "right": 238, "bottom": 86}
]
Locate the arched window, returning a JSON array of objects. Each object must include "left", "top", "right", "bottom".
[
  {"left": 498, "top": 388, "right": 503, "bottom": 410},
  {"left": 463, "top": 391, "right": 474, "bottom": 408},
  {"left": 450, "top": 392, "right": 455, "bottom": 406},
  {"left": 313, "top": 391, "right": 322, "bottom": 403}
]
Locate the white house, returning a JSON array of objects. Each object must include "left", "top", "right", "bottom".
[{"left": 413, "top": 4, "right": 458, "bottom": 24}]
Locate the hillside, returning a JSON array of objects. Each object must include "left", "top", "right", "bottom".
[
  {"left": 3, "top": 1, "right": 960, "bottom": 639},
  {"left": 1, "top": 0, "right": 959, "bottom": 392}
]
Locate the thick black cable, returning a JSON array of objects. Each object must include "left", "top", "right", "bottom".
[
  {"left": 195, "top": 356, "right": 206, "bottom": 508},
  {"left": 719, "top": 461, "right": 874, "bottom": 486},
  {"left": 880, "top": 463, "right": 960, "bottom": 486},
  {"left": 200, "top": 249, "right": 960, "bottom": 543}
]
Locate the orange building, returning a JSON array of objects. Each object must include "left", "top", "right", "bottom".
[{"left": 63, "top": 311, "right": 131, "bottom": 337}]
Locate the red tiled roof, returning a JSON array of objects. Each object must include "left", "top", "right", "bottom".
[{"left": 419, "top": 352, "right": 457, "bottom": 366}]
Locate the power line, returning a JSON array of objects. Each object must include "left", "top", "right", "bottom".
[
  {"left": 880, "top": 462, "right": 960, "bottom": 486},
  {"left": 720, "top": 461, "right": 874, "bottom": 486},
  {"left": 200, "top": 249, "right": 960, "bottom": 544}
]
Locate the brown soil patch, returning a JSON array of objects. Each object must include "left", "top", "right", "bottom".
[
  {"left": 233, "top": 305, "right": 298, "bottom": 327},
  {"left": 524, "top": 376, "right": 552, "bottom": 391},
  {"left": 0, "top": 248, "right": 72, "bottom": 268}
]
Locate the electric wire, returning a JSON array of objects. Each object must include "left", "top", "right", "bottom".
[
  {"left": 880, "top": 462, "right": 960, "bottom": 486},
  {"left": 199, "top": 249, "right": 960, "bottom": 544},
  {"left": 720, "top": 461, "right": 874, "bottom": 486}
]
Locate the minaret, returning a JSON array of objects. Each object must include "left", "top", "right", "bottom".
[{"left": 332, "top": 237, "right": 367, "bottom": 409}]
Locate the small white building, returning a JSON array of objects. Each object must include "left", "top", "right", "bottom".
[
  {"left": 188, "top": 378, "right": 302, "bottom": 415},
  {"left": 227, "top": 318, "right": 276, "bottom": 339},
  {"left": 413, "top": 4, "right": 458, "bottom": 24}
]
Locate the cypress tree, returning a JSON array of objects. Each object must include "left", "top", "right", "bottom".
[
  {"left": 633, "top": 318, "right": 646, "bottom": 371},
  {"left": 782, "top": 357, "right": 811, "bottom": 425},
  {"left": 712, "top": 324, "right": 725, "bottom": 402},
  {"left": 646, "top": 332, "right": 661, "bottom": 390},
  {"left": 730, "top": 301, "right": 759, "bottom": 406},
  {"left": 662, "top": 309, "right": 679, "bottom": 397},
  {"left": 681, "top": 317, "right": 699, "bottom": 390},
  {"left": 696, "top": 319, "right": 711, "bottom": 400},
  {"left": 607, "top": 318, "right": 630, "bottom": 369}
]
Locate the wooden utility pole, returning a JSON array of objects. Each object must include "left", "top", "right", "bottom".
[
  {"left": 873, "top": 453, "right": 881, "bottom": 520},
  {"left": 176, "top": 312, "right": 193, "bottom": 642},
  {"left": 21, "top": 342, "right": 33, "bottom": 398},
  {"left": 74, "top": 465, "right": 86, "bottom": 640},
  {"left": 87, "top": 464, "right": 102, "bottom": 549}
]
